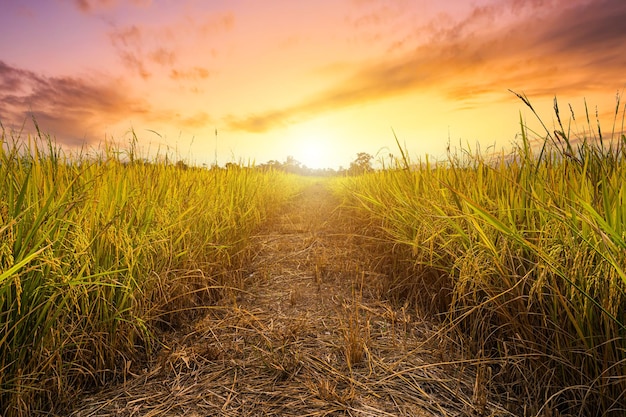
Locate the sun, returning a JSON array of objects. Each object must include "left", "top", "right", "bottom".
[
  {"left": 290, "top": 123, "right": 336, "bottom": 169},
  {"left": 297, "top": 141, "right": 327, "bottom": 169}
]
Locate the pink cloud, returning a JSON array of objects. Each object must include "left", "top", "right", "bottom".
[
  {"left": 0, "top": 60, "right": 149, "bottom": 144},
  {"left": 73, "top": 0, "right": 118, "bottom": 13},
  {"left": 0, "top": 60, "right": 214, "bottom": 147},
  {"left": 107, "top": 11, "right": 232, "bottom": 79}
]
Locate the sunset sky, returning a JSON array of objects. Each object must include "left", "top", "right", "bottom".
[{"left": 1, "top": 0, "right": 625, "bottom": 169}]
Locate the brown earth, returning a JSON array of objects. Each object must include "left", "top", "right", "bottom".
[{"left": 69, "top": 181, "right": 515, "bottom": 416}]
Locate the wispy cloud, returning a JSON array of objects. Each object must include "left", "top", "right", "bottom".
[
  {"left": 196, "top": 12, "right": 235, "bottom": 36},
  {"left": 107, "top": 11, "right": 233, "bottom": 79},
  {"left": 109, "top": 24, "right": 154, "bottom": 79},
  {"left": 344, "top": 0, "right": 410, "bottom": 51},
  {"left": 71, "top": 0, "right": 152, "bottom": 14},
  {"left": 227, "top": 0, "right": 626, "bottom": 133},
  {"left": 73, "top": 0, "right": 115, "bottom": 14},
  {"left": 170, "top": 67, "right": 212, "bottom": 81},
  {"left": 176, "top": 111, "right": 213, "bottom": 128}
]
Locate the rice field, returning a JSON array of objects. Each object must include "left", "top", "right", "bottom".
[
  {"left": 0, "top": 129, "right": 302, "bottom": 415},
  {"left": 337, "top": 95, "right": 626, "bottom": 415},
  {"left": 2, "top": 93, "right": 626, "bottom": 416}
]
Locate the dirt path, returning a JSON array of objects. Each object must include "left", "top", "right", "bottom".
[{"left": 70, "top": 181, "right": 514, "bottom": 416}]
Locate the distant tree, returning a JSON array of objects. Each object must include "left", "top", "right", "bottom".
[
  {"left": 283, "top": 155, "right": 303, "bottom": 174},
  {"left": 266, "top": 159, "right": 281, "bottom": 168},
  {"left": 348, "top": 152, "right": 373, "bottom": 175}
]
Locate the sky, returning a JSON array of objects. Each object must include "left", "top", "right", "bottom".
[{"left": 1, "top": 0, "right": 625, "bottom": 169}]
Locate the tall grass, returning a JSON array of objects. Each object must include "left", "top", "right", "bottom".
[
  {"left": 339, "top": 95, "right": 626, "bottom": 415},
  {"left": 0, "top": 127, "right": 300, "bottom": 416}
]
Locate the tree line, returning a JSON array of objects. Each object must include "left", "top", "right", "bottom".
[{"left": 254, "top": 152, "right": 374, "bottom": 176}]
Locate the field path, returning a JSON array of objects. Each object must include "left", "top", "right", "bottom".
[{"left": 70, "top": 181, "right": 513, "bottom": 416}]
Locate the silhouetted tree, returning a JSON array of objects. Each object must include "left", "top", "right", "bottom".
[{"left": 348, "top": 152, "right": 373, "bottom": 175}]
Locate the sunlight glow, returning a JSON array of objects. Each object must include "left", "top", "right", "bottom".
[
  {"left": 298, "top": 141, "right": 327, "bottom": 169},
  {"left": 290, "top": 123, "right": 336, "bottom": 169}
]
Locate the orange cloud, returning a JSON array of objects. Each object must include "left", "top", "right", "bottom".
[
  {"left": 227, "top": 0, "right": 626, "bottom": 133},
  {"left": 150, "top": 48, "right": 177, "bottom": 66},
  {"left": 176, "top": 112, "right": 213, "bottom": 128},
  {"left": 225, "top": 110, "right": 291, "bottom": 133},
  {"left": 169, "top": 67, "right": 212, "bottom": 81},
  {"left": 197, "top": 12, "right": 235, "bottom": 36}
]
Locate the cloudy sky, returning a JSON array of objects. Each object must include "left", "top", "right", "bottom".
[{"left": 1, "top": 0, "right": 625, "bottom": 168}]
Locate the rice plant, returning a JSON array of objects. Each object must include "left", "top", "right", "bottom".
[
  {"left": 0, "top": 127, "right": 301, "bottom": 416},
  {"left": 338, "top": 94, "right": 626, "bottom": 416}
]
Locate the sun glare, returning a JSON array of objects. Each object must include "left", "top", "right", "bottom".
[
  {"left": 298, "top": 141, "right": 326, "bottom": 169},
  {"left": 291, "top": 125, "right": 335, "bottom": 169}
]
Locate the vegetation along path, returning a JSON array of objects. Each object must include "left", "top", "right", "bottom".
[{"left": 70, "top": 181, "right": 515, "bottom": 416}]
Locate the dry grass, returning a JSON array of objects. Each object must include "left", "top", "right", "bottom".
[{"left": 67, "top": 180, "right": 516, "bottom": 417}]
